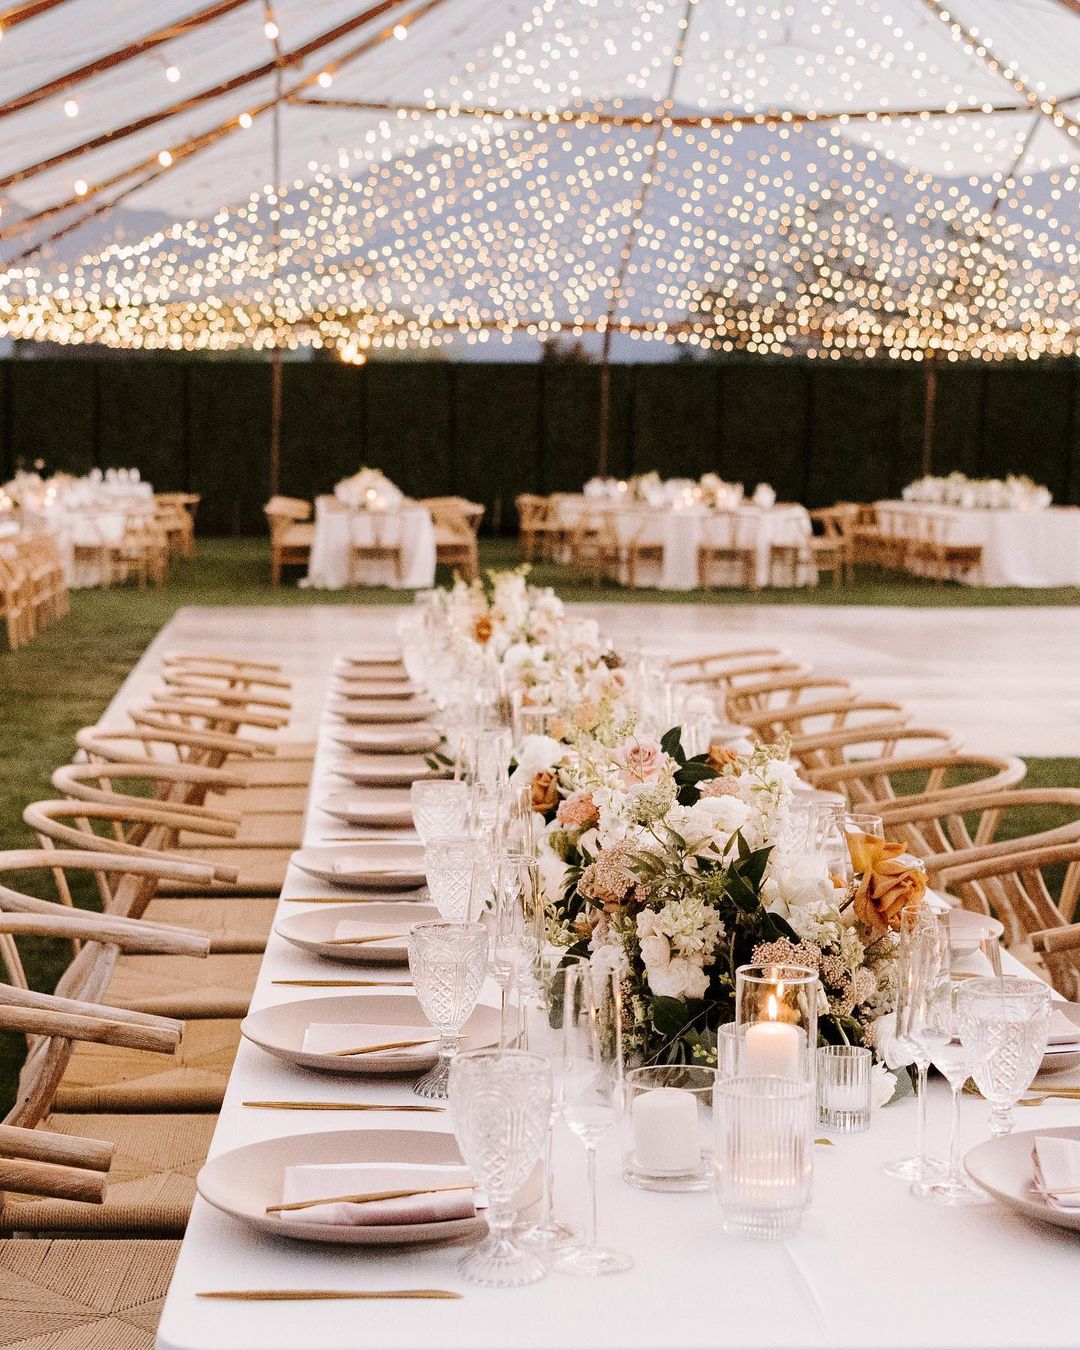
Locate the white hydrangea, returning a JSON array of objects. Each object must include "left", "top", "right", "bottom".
[{"left": 509, "top": 734, "right": 566, "bottom": 788}]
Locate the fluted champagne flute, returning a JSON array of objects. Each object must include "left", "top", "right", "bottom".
[
  {"left": 883, "top": 903, "right": 947, "bottom": 1181},
  {"left": 555, "top": 961, "right": 633, "bottom": 1276}
]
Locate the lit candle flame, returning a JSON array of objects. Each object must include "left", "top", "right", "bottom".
[{"left": 767, "top": 994, "right": 778, "bottom": 1023}]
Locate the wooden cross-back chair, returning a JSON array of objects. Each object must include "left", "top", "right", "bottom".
[
  {"left": 725, "top": 673, "right": 856, "bottom": 723},
  {"left": 264, "top": 495, "right": 314, "bottom": 588},
  {"left": 160, "top": 665, "right": 292, "bottom": 695},
  {"left": 788, "top": 725, "right": 960, "bottom": 775},
  {"left": 669, "top": 648, "right": 789, "bottom": 681},
  {"left": 929, "top": 842, "right": 1080, "bottom": 999},
  {"left": 26, "top": 789, "right": 290, "bottom": 901},
  {"left": 515, "top": 493, "right": 561, "bottom": 563},
  {"left": 807, "top": 751, "right": 1027, "bottom": 812},
  {"left": 740, "top": 697, "right": 911, "bottom": 746},
  {"left": 0, "top": 865, "right": 227, "bottom": 1244},
  {"left": 880, "top": 789, "right": 1080, "bottom": 876},
  {"left": 0, "top": 853, "right": 242, "bottom": 1126}
]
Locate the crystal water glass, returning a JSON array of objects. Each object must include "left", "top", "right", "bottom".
[
  {"left": 911, "top": 975, "right": 992, "bottom": 1206},
  {"left": 517, "top": 950, "right": 587, "bottom": 1252},
  {"left": 407, "top": 920, "right": 489, "bottom": 1100},
  {"left": 424, "top": 835, "right": 491, "bottom": 920},
  {"left": 958, "top": 976, "right": 1051, "bottom": 1137},
  {"left": 555, "top": 961, "right": 633, "bottom": 1276},
  {"left": 410, "top": 780, "right": 470, "bottom": 846},
  {"left": 715, "top": 1075, "right": 815, "bottom": 1239},
  {"left": 449, "top": 1049, "right": 552, "bottom": 1287},
  {"left": 883, "top": 903, "right": 947, "bottom": 1181}
]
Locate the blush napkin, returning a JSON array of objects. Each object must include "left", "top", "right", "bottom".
[
  {"left": 1032, "top": 1136, "right": 1080, "bottom": 1211},
  {"left": 278, "top": 1163, "right": 476, "bottom": 1228}
]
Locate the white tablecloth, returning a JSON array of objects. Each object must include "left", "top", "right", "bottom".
[
  {"left": 305, "top": 497, "right": 436, "bottom": 590},
  {"left": 877, "top": 500, "right": 1080, "bottom": 587},
  {"left": 156, "top": 649, "right": 1080, "bottom": 1350},
  {"left": 550, "top": 498, "right": 815, "bottom": 590},
  {"left": 25, "top": 505, "right": 146, "bottom": 588}
]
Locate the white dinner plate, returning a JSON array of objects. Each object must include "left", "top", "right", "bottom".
[
  {"left": 197, "top": 1129, "right": 485, "bottom": 1246},
  {"left": 319, "top": 788, "right": 414, "bottom": 829},
  {"left": 329, "top": 697, "right": 436, "bottom": 725},
  {"left": 241, "top": 993, "right": 500, "bottom": 1076},
  {"left": 332, "top": 754, "right": 448, "bottom": 787},
  {"left": 332, "top": 679, "right": 419, "bottom": 700},
  {"left": 331, "top": 726, "right": 442, "bottom": 755},
  {"left": 965, "top": 1126, "right": 1080, "bottom": 1234},
  {"left": 291, "top": 843, "right": 427, "bottom": 890},
  {"left": 274, "top": 901, "right": 438, "bottom": 964},
  {"left": 333, "top": 662, "right": 407, "bottom": 684}
]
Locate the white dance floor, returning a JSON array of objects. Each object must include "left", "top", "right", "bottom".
[{"left": 124, "top": 603, "right": 1080, "bottom": 758}]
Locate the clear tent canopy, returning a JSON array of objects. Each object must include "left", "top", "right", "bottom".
[{"left": 0, "top": 0, "right": 1079, "bottom": 362}]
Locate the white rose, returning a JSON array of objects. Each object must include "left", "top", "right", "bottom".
[
  {"left": 647, "top": 956, "right": 709, "bottom": 1001},
  {"left": 509, "top": 734, "right": 565, "bottom": 788},
  {"left": 871, "top": 1061, "right": 899, "bottom": 1109},
  {"left": 639, "top": 934, "right": 671, "bottom": 970}
]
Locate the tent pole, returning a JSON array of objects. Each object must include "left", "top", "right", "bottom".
[{"left": 921, "top": 352, "right": 937, "bottom": 477}]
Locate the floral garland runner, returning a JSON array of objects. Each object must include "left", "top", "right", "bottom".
[{"left": 425, "top": 569, "right": 925, "bottom": 1104}]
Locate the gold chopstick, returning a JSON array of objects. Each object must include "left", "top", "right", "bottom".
[
  {"left": 197, "top": 1289, "right": 460, "bottom": 1301},
  {"left": 267, "top": 1182, "right": 471, "bottom": 1214},
  {"left": 243, "top": 1100, "right": 443, "bottom": 1112},
  {"left": 272, "top": 979, "right": 412, "bottom": 987},
  {"left": 327, "top": 1036, "right": 438, "bottom": 1057}
]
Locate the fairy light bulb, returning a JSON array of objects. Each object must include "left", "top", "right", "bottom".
[
  {"left": 74, "top": 179, "right": 88, "bottom": 196},
  {"left": 317, "top": 70, "right": 332, "bottom": 88},
  {"left": 238, "top": 112, "right": 253, "bottom": 129},
  {"left": 158, "top": 150, "right": 173, "bottom": 167},
  {"left": 165, "top": 64, "right": 181, "bottom": 83},
  {"left": 63, "top": 99, "right": 79, "bottom": 118},
  {"left": 393, "top": 24, "right": 408, "bottom": 40},
  {"left": 264, "top": 18, "right": 279, "bottom": 40}
]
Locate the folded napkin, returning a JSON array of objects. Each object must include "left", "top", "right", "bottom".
[
  {"left": 339, "top": 801, "right": 414, "bottom": 826},
  {"left": 332, "top": 855, "right": 419, "bottom": 879},
  {"left": 1047, "top": 1009, "right": 1080, "bottom": 1047},
  {"left": 332, "top": 920, "right": 413, "bottom": 945},
  {"left": 279, "top": 1163, "right": 476, "bottom": 1228},
  {"left": 301, "top": 1022, "right": 437, "bottom": 1058},
  {"left": 1033, "top": 1136, "right": 1080, "bottom": 1211}
]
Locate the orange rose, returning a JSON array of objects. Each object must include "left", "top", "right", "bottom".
[
  {"left": 547, "top": 716, "right": 570, "bottom": 741},
  {"left": 849, "top": 834, "right": 927, "bottom": 936},
  {"left": 530, "top": 769, "right": 560, "bottom": 815},
  {"left": 706, "top": 742, "right": 739, "bottom": 773},
  {"left": 473, "top": 615, "right": 494, "bottom": 644}
]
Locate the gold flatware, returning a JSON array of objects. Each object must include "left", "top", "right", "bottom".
[
  {"left": 272, "top": 979, "right": 412, "bottom": 988},
  {"left": 266, "top": 1182, "right": 471, "bottom": 1214},
  {"left": 283, "top": 895, "right": 424, "bottom": 904},
  {"left": 1021, "top": 1090, "right": 1080, "bottom": 1106},
  {"left": 321, "top": 932, "right": 405, "bottom": 947},
  {"left": 327, "top": 1036, "right": 438, "bottom": 1057},
  {"left": 197, "top": 1289, "right": 461, "bottom": 1302},
  {"left": 243, "top": 1100, "right": 443, "bottom": 1112}
]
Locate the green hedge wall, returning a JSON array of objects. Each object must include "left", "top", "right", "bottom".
[{"left": 1, "top": 356, "right": 1078, "bottom": 533}]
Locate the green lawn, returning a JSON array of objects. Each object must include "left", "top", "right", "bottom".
[{"left": 1, "top": 535, "right": 1078, "bottom": 1112}]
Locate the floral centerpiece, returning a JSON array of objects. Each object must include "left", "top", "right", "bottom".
[
  {"left": 334, "top": 466, "right": 404, "bottom": 510},
  {"left": 902, "top": 472, "right": 1051, "bottom": 510},
  {"left": 429, "top": 567, "right": 924, "bottom": 1104}
]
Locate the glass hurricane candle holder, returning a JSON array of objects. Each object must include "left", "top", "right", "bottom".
[
  {"left": 622, "top": 1065, "right": 716, "bottom": 1192},
  {"left": 735, "top": 964, "right": 819, "bottom": 1084},
  {"left": 816, "top": 1045, "right": 871, "bottom": 1133},
  {"left": 715, "top": 1075, "right": 815, "bottom": 1240}
]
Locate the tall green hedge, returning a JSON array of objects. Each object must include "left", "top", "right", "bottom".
[{"left": 1, "top": 356, "right": 1077, "bottom": 531}]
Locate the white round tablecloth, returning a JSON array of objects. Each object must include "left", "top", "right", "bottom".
[
  {"left": 305, "top": 496, "right": 436, "bottom": 590},
  {"left": 876, "top": 500, "right": 1080, "bottom": 587}
]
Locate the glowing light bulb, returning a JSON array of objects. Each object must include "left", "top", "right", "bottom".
[
  {"left": 264, "top": 19, "right": 279, "bottom": 40},
  {"left": 63, "top": 99, "right": 79, "bottom": 118},
  {"left": 74, "top": 179, "right": 88, "bottom": 196},
  {"left": 158, "top": 150, "right": 173, "bottom": 167},
  {"left": 165, "top": 64, "right": 180, "bottom": 83},
  {"left": 393, "top": 24, "right": 408, "bottom": 40},
  {"left": 239, "top": 112, "right": 253, "bottom": 129},
  {"left": 317, "top": 71, "right": 332, "bottom": 89}
]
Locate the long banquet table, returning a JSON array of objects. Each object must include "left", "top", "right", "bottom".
[
  {"left": 154, "top": 635, "right": 1080, "bottom": 1350},
  {"left": 876, "top": 499, "right": 1080, "bottom": 587}
]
